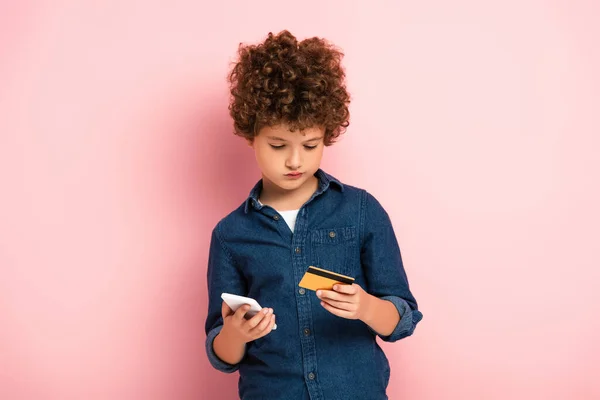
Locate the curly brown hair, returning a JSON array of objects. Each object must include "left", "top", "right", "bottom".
[{"left": 228, "top": 30, "right": 350, "bottom": 146}]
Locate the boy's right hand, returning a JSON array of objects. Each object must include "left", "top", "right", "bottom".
[{"left": 220, "top": 300, "right": 276, "bottom": 344}]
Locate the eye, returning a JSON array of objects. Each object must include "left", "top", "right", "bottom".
[
  {"left": 304, "top": 145, "right": 318, "bottom": 150},
  {"left": 269, "top": 144, "right": 285, "bottom": 149}
]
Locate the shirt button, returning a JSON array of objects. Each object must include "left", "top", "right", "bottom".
[
  {"left": 329, "top": 231, "right": 336, "bottom": 238},
  {"left": 298, "top": 288, "right": 306, "bottom": 295},
  {"left": 303, "top": 328, "right": 311, "bottom": 336},
  {"left": 295, "top": 247, "right": 301, "bottom": 254},
  {"left": 308, "top": 372, "right": 315, "bottom": 380},
  {"left": 273, "top": 215, "right": 280, "bottom": 220}
]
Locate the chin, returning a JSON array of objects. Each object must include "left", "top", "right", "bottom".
[
  {"left": 279, "top": 179, "right": 303, "bottom": 190},
  {"left": 277, "top": 177, "right": 306, "bottom": 190}
]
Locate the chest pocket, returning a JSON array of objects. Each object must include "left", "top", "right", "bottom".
[{"left": 310, "top": 226, "right": 358, "bottom": 277}]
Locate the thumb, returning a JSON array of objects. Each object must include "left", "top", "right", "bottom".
[{"left": 221, "top": 300, "right": 233, "bottom": 319}]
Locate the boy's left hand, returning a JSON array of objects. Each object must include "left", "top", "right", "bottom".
[{"left": 316, "top": 283, "right": 373, "bottom": 321}]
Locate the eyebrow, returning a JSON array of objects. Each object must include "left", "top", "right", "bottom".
[{"left": 267, "top": 136, "right": 323, "bottom": 143}]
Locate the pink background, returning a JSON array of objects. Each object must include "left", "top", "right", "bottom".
[{"left": 1, "top": 1, "right": 599, "bottom": 399}]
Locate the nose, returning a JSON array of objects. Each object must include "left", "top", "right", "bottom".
[{"left": 285, "top": 147, "right": 302, "bottom": 170}]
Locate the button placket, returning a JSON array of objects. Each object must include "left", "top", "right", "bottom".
[{"left": 292, "top": 206, "right": 323, "bottom": 399}]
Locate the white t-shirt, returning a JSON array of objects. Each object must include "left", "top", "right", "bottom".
[
  {"left": 257, "top": 199, "right": 299, "bottom": 233},
  {"left": 278, "top": 209, "right": 300, "bottom": 233}
]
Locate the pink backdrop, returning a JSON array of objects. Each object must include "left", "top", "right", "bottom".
[{"left": 1, "top": 1, "right": 599, "bottom": 399}]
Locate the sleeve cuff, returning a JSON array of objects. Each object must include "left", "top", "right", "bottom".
[
  {"left": 205, "top": 325, "right": 244, "bottom": 373},
  {"left": 369, "top": 296, "right": 423, "bottom": 342}
]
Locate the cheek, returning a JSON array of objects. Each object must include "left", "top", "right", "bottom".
[
  {"left": 308, "top": 148, "right": 324, "bottom": 164},
  {"left": 254, "top": 146, "right": 268, "bottom": 161},
  {"left": 256, "top": 148, "right": 279, "bottom": 168}
]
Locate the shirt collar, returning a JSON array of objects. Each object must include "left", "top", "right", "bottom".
[{"left": 244, "top": 169, "right": 344, "bottom": 213}]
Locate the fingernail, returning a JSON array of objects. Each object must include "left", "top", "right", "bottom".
[
  {"left": 334, "top": 285, "right": 339, "bottom": 290},
  {"left": 316, "top": 290, "right": 321, "bottom": 296},
  {"left": 263, "top": 308, "right": 268, "bottom": 314}
]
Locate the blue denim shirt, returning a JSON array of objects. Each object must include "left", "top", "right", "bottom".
[{"left": 205, "top": 169, "right": 423, "bottom": 400}]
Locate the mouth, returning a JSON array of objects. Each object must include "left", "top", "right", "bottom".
[{"left": 285, "top": 172, "right": 303, "bottom": 178}]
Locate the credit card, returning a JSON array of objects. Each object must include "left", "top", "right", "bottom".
[{"left": 298, "top": 266, "right": 354, "bottom": 291}]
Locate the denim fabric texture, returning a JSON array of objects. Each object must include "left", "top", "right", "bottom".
[{"left": 205, "top": 169, "right": 423, "bottom": 400}]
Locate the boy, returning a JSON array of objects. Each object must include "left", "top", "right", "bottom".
[{"left": 205, "top": 30, "right": 422, "bottom": 400}]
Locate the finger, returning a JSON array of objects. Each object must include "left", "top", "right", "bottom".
[
  {"left": 233, "top": 304, "right": 251, "bottom": 321},
  {"left": 333, "top": 283, "right": 358, "bottom": 294},
  {"left": 268, "top": 314, "right": 276, "bottom": 331},
  {"left": 250, "top": 310, "right": 274, "bottom": 335},
  {"left": 320, "top": 298, "right": 357, "bottom": 312},
  {"left": 245, "top": 308, "right": 271, "bottom": 329},
  {"left": 320, "top": 300, "right": 354, "bottom": 318},
  {"left": 317, "top": 290, "right": 353, "bottom": 303}
]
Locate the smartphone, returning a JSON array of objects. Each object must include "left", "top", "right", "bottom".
[{"left": 220, "top": 293, "right": 277, "bottom": 330}]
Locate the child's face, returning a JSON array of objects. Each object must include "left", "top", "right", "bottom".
[{"left": 251, "top": 123, "right": 325, "bottom": 193}]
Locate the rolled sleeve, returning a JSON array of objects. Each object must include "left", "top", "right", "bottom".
[
  {"left": 204, "top": 223, "right": 247, "bottom": 372},
  {"left": 360, "top": 191, "right": 423, "bottom": 343},
  {"left": 206, "top": 324, "right": 243, "bottom": 373},
  {"left": 368, "top": 295, "right": 423, "bottom": 342}
]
